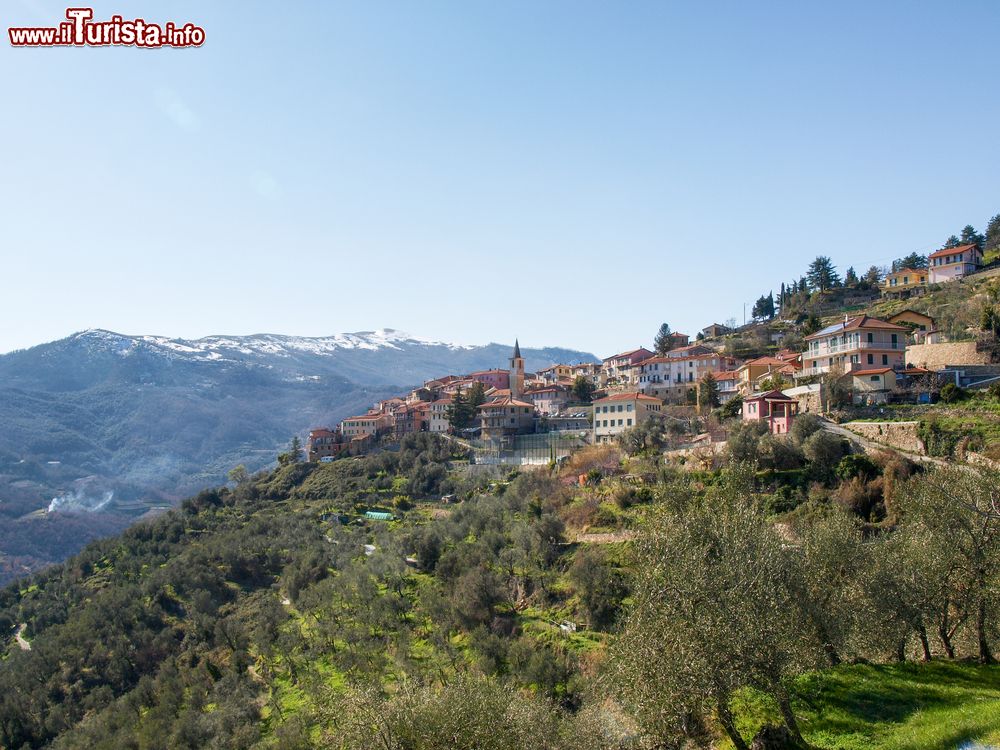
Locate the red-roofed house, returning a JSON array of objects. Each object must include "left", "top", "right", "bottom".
[
  {"left": 479, "top": 395, "right": 535, "bottom": 440},
  {"left": 470, "top": 369, "right": 511, "bottom": 391},
  {"left": 714, "top": 371, "right": 740, "bottom": 404},
  {"left": 742, "top": 390, "right": 798, "bottom": 435},
  {"left": 636, "top": 351, "right": 736, "bottom": 402},
  {"left": 800, "top": 315, "right": 908, "bottom": 378},
  {"left": 736, "top": 356, "right": 788, "bottom": 394},
  {"left": 928, "top": 244, "right": 983, "bottom": 283},
  {"left": 341, "top": 412, "right": 389, "bottom": 439},
  {"left": 601, "top": 347, "right": 654, "bottom": 386},
  {"left": 849, "top": 368, "right": 898, "bottom": 405},
  {"left": 523, "top": 385, "right": 571, "bottom": 416},
  {"left": 592, "top": 392, "right": 663, "bottom": 443},
  {"left": 307, "top": 428, "right": 345, "bottom": 461}
]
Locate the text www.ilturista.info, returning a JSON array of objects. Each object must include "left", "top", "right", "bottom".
[{"left": 9, "top": 8, "right": 204, "bottom": 48}]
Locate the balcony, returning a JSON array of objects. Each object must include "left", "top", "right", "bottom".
[{"left": 808, "top": 340, "right": 903, "bottom": 356}]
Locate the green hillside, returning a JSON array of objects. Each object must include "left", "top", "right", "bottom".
[{"left": 2, "top": 432, "right": 1000, "bottom": 749}]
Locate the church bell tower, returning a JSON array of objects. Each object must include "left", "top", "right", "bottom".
[{"left": 510, "top": 339, "right": 525, "bottom": 398}]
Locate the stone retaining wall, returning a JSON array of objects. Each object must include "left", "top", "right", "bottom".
[
  {"left": 905, "top": 341, "right": 992, "bottom": 370},
  {"left": 842, "top": 421, "right": 925, "bottom": 454}
]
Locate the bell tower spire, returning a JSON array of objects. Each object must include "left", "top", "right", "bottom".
[{"left": 510, "top": 339, "right": 525, "bottom": 398}]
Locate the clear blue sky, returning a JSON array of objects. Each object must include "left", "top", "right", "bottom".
[{"left": 2, "top": 1, "right": 998, "bottom": 357}]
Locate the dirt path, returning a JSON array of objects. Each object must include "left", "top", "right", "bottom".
[
  {"left": 574, "top": 531, "right": 638, "bottom": 544},
  {"left": 15, "top": 623, "right": 31, "bottom": 651}
]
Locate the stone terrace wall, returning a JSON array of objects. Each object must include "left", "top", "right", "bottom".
[
  {"left": 906, "top": 341, "right": 992, "bottom": 370},
  {"left": 842, "top": 421, "right": 925, "bottom": 454}
]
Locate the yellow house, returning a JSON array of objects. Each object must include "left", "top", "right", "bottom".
[
  {"left": 887, "top": 309, "right": 934, "bottom": 332},
  {"left": 592, "top": 392, "right": 662, "bottom": 443},
  {"left": 736, "top": 356, "right": 786, "bottom": 394},
  {"left": 881, "top": 268, "right": 928, "bottom": 299}
]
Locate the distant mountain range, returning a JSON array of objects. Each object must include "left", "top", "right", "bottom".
[{"left": 0, "top": 328, "right": 597, "bottom": 582}]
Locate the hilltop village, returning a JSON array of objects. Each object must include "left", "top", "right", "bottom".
[{"left": 307, "top": 235, "right": 1000, "bottom": 463}]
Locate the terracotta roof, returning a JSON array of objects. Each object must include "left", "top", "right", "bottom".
[
  {"left": 885, "top": 267, "right": 926, "bottom": 278},
  {"left": 746, "top": 389, "right": 796, "bottom": 402},
  {"left": 739, "top": 356, "right": 786, "bottom": 368},
  {"left": 805, "top": 315, "right": 909, "bottom": 340},
  {"left": 603, "top": 347, "right": 653, "bottom": 363},
  {"left": 714, "top": 371, "right": 740, "bottom": 381},
  {"left": 479, "top": 396, "right": 534, "bottom": 409},
  {"left": 888, "top": 309, "right": 934, "bottom": 323},
  {"left": 593, "top": 391, "right": 662, "bottom": 404},
  {"left": 902, "top": 366, "right": 932, "bottom": 375},
  {"left": 309, "top": 428, "right": 337, "bottom": 437},
  {"left": 929, "top": 243, "right": 977, "bottom": 260},
  {"left": 851, "top": 367, "right": 893, "bottom": 376},
  {"left": 668, "top": 344, "right": 713, "bottom": 356}
]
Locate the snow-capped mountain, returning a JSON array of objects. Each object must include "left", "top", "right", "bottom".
[{"left": 0, "top": 329, "right": 596, "bottom": 583}]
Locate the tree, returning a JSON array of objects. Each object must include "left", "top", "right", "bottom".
[
  {"left": 862, "top": 266, "right": 883, "bottom": 287},
  {"left": 961, "top": 224, "right": 985, "bottom": 250},
  {"left": 570, "top": 375, "right": 595, "bottom": 404},
  {"left": 892, "top": 252, "right": 928, "bottom": 272},
  {"left": 986, "top": 214, "right": 1000, "bottom": 254},
  {"left": 654, "top": 323, "right": 674, "bottom": 355},
  {"left": 802, "top": 431, "right": 847, "bottom": 482},
  {"left": 791, "top": 510, "right": 866, "bottom": 666},
  {"left": 802, "top": 313, "right": 822, "bottom": 336},
  {"left": 982, "top": 305, "right": 1000, "bottom": 337},
  {"left": 898, "top": 467, "right": 1000, "bottom": 663},
  {"left": 844, "top": 266, "right": 859, "bottom": 286},
  {"left": 944, "top": 234, "right": 962, "bottom": 249},
  {"left": 279, "top": 436, "right": 304, "bottom": 465},
  {"left": 228, "top": 465, "right": 250, "bottom": 486},
  {"left": 698, "top": 373, "right": 720, "bottom": 410},
  {"left": 446, "top": 391, "right": 471, "bottom": 430},
  {"left": 608, "top": 466, "right": 815, "bottom": 748},
  {"left": 807, "top": 256, "right": 840, "bottom": 292},
  {"left": 466, "top": 381, "right": 486, "bottom": 412},
  {"left": 568, "top": 547, "right": 626, "bottom": 630},
  {"left": 752, "top": 293, "right": 775, "bottom": 321}
]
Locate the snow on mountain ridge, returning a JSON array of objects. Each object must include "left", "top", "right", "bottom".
[{"left": 73, "top": 328, "right": 475, "bottom": 360}]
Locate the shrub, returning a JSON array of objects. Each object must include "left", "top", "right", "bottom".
[
  {"left": 939, "top": 382, "right": 967, "bottom": 404},
  {"left": 835, "top": 453, "right": 879, "bottom": 482}
]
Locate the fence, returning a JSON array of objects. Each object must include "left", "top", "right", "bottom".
[{"left": 466, "top": 431, "right": 591, "bottom": 466}]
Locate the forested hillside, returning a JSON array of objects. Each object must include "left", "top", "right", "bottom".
[
  {"left": 2, "top": 432, "right": 999, "bottom": 749},
  {"left": 0, "top": 329, "right": 594, "bottom": 583}
]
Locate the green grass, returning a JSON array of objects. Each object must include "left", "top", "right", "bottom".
[{"left": 726, "top": 662, "right": 1000, "bottom": 750}]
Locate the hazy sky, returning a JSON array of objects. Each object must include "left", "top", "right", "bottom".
[{"left": 2, "top": 1, "right": 998, "bottom": 357}]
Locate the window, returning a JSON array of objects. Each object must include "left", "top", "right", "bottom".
[
  {"left": 867, "top": 332, "right": 874, "bottom": 343},
  {"left": 882, "top": 355, "right": 888, "bottom": 365},
  {"left": 627, "top": 404, "right": 633, "bottom": 411},
  {"left": 618, "top": 419, "right": 623, "bottom": 426},
  {"left": 871, "top": 375, "right": 880, "bottom": 382},
  {"left": 868, "top": 354, "right": 874, "bottom": 365},
  {"left": 627, "top": 419, "right": 633, "bottom": 426}
]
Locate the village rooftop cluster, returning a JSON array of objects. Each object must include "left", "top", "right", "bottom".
[{"left": 307, "top": 241, "right": 996, "bottom": 461}]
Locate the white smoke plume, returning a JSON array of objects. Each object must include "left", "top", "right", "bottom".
[{"left": 47, "top": 490, "right": 114, "bottom": 514}]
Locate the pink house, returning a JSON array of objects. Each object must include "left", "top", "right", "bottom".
[
  {"left": 469, "top": 369, "right": 510, "bottom": 390},
  {"left": 742, "top": 390, "right": 798, "bottom": 435},
  {"left": 928, "top": 243, "right": 983, "bottom": 283}
]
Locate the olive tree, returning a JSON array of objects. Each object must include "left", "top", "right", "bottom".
[{"left": 607, "top": 465, "right": 817, "bottom": 748}]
